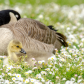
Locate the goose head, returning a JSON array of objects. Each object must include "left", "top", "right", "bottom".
[
  {"left": 0, "top": 9, "right": 21, "bottom": 26},
  {"left": 4, "top": 9, "right": 21, "bottom": 20}
]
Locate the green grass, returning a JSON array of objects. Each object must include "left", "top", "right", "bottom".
[
  {"left": 0, "top": 0, "right": 84, "bottom": 6},
  {"left": 0, "top": 0, "right": 84, "bottom": 84}
]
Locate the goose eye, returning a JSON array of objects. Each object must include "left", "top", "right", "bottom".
[
  {"left": 16, "top": 46, "right": 19, "bottom": 48},
  {"left": 15, "top": 14, "right": 18, "bottom": 18}
]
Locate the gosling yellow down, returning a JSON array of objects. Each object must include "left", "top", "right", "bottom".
[{"left": 3, "top": 40, "right": 26, "bottom": 65}]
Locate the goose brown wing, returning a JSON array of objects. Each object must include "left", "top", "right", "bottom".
[
  {"left": 34, "top": 19, "right": 68, "bottom": 47},
  {"left": 14, "top": 18, "right": 57, "bottom": 45}
]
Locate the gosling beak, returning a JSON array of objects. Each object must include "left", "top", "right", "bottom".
[{"left": 20, "top": 48, "right": 26, "bottom": 54}]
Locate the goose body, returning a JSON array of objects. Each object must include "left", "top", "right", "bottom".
[
  {"left": 0, "top": 18, "right": 68, "bottom": 50},
  {"left": 0, "top": 18, "right": 68, "bottom": 65},
  {"left": 0, "top": 28, "right": 13, "bottom": 55}
]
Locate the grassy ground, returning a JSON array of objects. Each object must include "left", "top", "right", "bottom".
[{"left": 0, "top": 0, "right": 84, "bottom": 84}]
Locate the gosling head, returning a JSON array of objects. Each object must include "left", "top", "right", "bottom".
[{"left": 8, "top": 40, "right": 26, "bottom": 54}]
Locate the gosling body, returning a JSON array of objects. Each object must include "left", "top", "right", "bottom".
[{"left": 3, "top": 40, "right": 26, "bottom": 65}]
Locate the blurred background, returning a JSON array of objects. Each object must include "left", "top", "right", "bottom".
[
  {"left": 0, "top": 0, "right": 84, "bottom": 33},
  {"left": 0, "top": 0, "right": 84, "bottom": 6}
]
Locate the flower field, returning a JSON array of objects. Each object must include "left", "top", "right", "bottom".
[{"left": 0, "top": 0, "right": 84, "bottom": 84}]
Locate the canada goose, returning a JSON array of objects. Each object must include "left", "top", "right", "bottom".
[
  {"left": 3, "top": 40, "right": 26, "bottom": 65},
  {"left": 0, "top": 18, "right": 68, "bottom": 66},
  {"left": 14, "top": 18, "right": 68, "bottom": 47},
  {"left": 0, "top": 18, "right": 68, "bottom": 53},
  {"left": 0, "top": 9, "right": 21, "bottom": 26}
]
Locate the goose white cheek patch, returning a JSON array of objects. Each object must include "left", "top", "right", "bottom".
[{"left": 9, "top": 12, "right": 17, "bottom": 23}]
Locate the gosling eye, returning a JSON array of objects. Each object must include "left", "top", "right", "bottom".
[{"left": 16, "top": 46, "right": 19, "bottom": 48}]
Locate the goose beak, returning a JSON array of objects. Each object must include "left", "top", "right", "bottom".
[{"left": 20, "top": 48, "right": 26, "bottom": 54}]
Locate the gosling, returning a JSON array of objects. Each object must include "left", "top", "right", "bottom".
[{"left": 3, "top": 40, "right": 26, "bottom": 65}]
